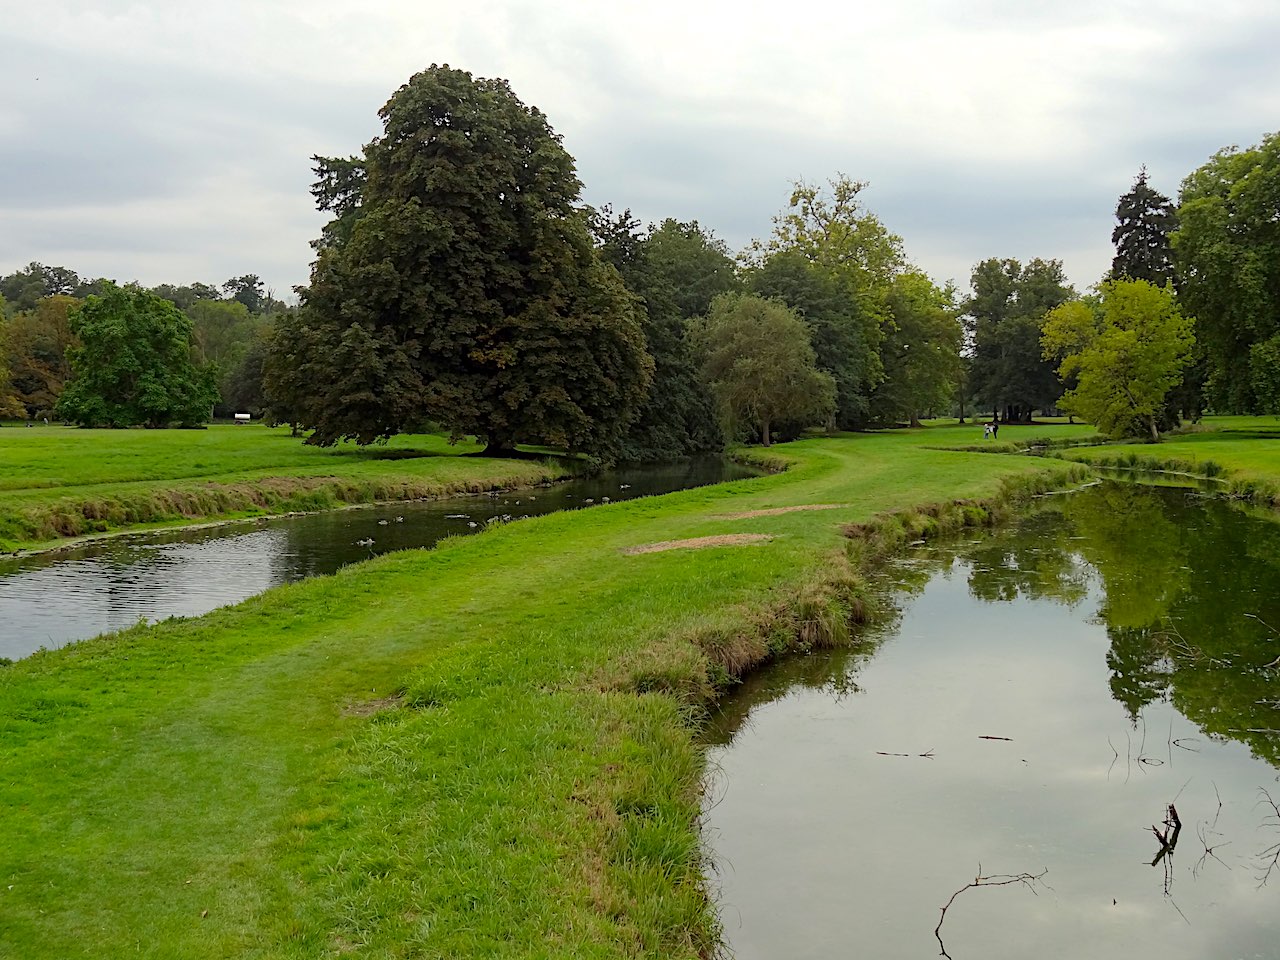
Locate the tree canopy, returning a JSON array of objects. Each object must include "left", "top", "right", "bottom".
[
  {"left": 746, "top": 175, "right": 905, "bottom": 426},
  {"left": 1041, "top": 279, "right": 1194, "bottom": 441},
  {"left": 3, "top": 294, "right": 79, "bottom": 418},
  {"left": 279, "top": 65, "right": 653, "bottom": 455},
  {"left": 0, "top": 304, "right": 26, "bottom": 419},
  {"left": 589, "top": 209, "right": 728, "bottom": 460},
  {"left": 1111, "top": 167, "right": 1176, "bottom": 286},
  {"left": 966, "top": 257, "right": 1073, "bottom": 421},
  {"left": 874, "top": 272, "right": 964, "bottom": 426},
  {"left": 1172, "top": 132, "right": 1280, "bottom": 413},
  {"left": 55, "top": 284, "right": 217, "bottom": 428},
  {"left": 693, "top": 292, "right": 834, "bottom": 445}
]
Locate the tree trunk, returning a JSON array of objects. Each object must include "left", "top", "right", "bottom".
[
  {"left": 1148, "top": 416, "right": 1160, "bottom": 443},
  {"left": 761, "top": 420, "right": 772, "bottom": 447},
  {"left": 482, "top": 429, "right": 518, "bottom": 457}
]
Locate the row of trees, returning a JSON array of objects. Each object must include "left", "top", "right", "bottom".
[
  {"left": 1, "top": 268, "right": 286, "bottom": 423},
  {"left": 256, "top": 65, "right": 967, "bottom": 455},
  {"left": 3, "top": 64, "right": 1275, "bottom": 447}
]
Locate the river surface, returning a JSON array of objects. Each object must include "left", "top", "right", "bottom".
[
  {"left": 704, "top": 482, "right": 1280, "bottom": 959},
  {"left": 0, "top": 458, "right": 757, "bottom": 660}
]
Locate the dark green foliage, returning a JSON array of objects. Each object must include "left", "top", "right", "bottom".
[
  {"left": 221, "top": 275, "right": 267, "bottom": 314},
  {"left": 55, "top": 284, "right": 217, "bottom": 428},
  {"left": 1173, "top": 132, "right": 1280, "bottom": 413},
  {"left": 966, "top": 258, "right": 1072, "bottom": 421},
  {"left": 1111, "top": 167, "right": 1177, "bottom": 286},
  {"left": 281, "top": 65, "right": 653, "bottom": 456},
  {"left": 1, "top": 263, "right": 108, "bottom": 312},
  {"left": 590, "top": 208, "right": 728, "bottom": 460},
  {"left": 220, "top": 327, "right": 270, "bottom": 417},
  {"left": 0, "top": 309, "right": 24, "bottom": 419},
  {"left": 643, "top": 218, "right": 741, "bottom": 319},
  {"left": 150, "top": 282, "right": 222, "bottom": 311},
  {"left": 309, "top": 154, "right": 367, "bottom": 252},
  {"left": 748, "top": 251, "right": 876, "bottom": 427}
]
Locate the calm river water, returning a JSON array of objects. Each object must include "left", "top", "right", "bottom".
[
  {"left": 705, "top": 481, "right": 1280, "bottom": 959},
  {"left": 0, "top": 458, "right": 757, "bottom": 660}
]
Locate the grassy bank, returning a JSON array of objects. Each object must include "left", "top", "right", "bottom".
[
  {"left": 0, "top": 424, "right": 568, "bottom": 551},
  {"left": 0, "top": 428, "right": 1089, "bottom": 958},
  {"left": 1049, "top": 416, "right": 1280, "bottom": 506}
]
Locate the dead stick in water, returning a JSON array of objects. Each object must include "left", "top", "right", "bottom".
[{"left": 934, "top": 866, "right": 1047, "bottom": 959}]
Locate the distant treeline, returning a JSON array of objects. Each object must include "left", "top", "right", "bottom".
[{"left": 3, "top": 67, "right": 1277, "bottom": 450}]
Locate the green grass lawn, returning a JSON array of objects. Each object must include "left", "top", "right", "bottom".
[
  {"left": 0, "top": 427, "right": 1092, "bottom": 959},
  {"left": 0, "top": 424, "right": 567, "bottom": 551},
  {"left": 1051, "top": 415, "right": 1280, "bottom": 499},
  {"left": 8, "top": 417, "right": 1278, "bottom": 957}
]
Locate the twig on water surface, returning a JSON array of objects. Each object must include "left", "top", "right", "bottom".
[
  {"left": 1193, "top": 789, "right": 1231, "bottom": 880},
  {"left": 978, "top": 735, "right": 1013, "bottom": 741},
  {"left": 1254, "top": 788, "right": 1280, "bottom": 889},
  {"left": 934, "top": 865, "right": 1047, "bottom": 959},
  {"left": 875, "top": 748, "right": 935, "bottom": 758}
]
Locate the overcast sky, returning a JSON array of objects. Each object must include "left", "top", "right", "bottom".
[{"left": 3, "top": 0, "right": 1278, "bottom": 300}]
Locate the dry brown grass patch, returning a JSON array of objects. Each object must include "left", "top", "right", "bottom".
[
  {"left": 341, "top": 693, "right": 403, "bottom": 717},
  {"left": 716, "top": 503, "right": 847, "bottom": 520},
  {"left": 621, "top": 533, "right": 773, "bottom": 555}
]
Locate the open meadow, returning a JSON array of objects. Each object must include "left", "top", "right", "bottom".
[{"left": 3, "top": 419, "right": 1279, "bottom": 957}]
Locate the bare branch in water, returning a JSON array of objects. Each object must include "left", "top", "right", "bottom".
[
  {"left": 934, "top": 865, "right": 1048, "bottom": 959},
  {"left": 1255, "top": 788, "right": 1280, "bottom": 888}
]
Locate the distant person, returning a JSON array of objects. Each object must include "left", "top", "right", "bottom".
[
  {"left": 991, "top": 420, "right": 1000, "bottom": 439},
  {"left": 983, "top": 423, "right": 992, "bottom": 440}
]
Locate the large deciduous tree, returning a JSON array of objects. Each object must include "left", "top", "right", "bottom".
[
  {"left": 56, "top": 284, "right": 217, "bottom": 428},
  {"left": 186, "top": 298, "right": 270, "bottom": 416},
  {"left": 589, "top": 208, "right": 729, "bottom": 460},
  {"left": 693, "top": 292, "right": 834, "bottom": 446},
  {"left": 1172, "top": 132, "right": 1280, "bottom": 413},
  {"left": 3, "top": 295, "right": 79, "bottom": 417},
  {"left": 1111, "top": 167, "right": 1177, "bottom": 286},
  {"left": 1041, "top": 280, "right": 1194, "bottom": 441},
  {"left": 0, "top": 301, "right": 26, "bottom": 419},
  {"left": 966, "top": 257, "right": 1073, "bottom": 422},
  {"left": 746, "top": 174, "right": 902, "bottom": 426},
  {"left": 747, "top": 250, "right": 876, "bottom": 428},
  {"left": 280, "top": 65, "right": 653, "bottom": 456},
  {"left": 873, "top": 272, "right": 964, "bottom": 426}
]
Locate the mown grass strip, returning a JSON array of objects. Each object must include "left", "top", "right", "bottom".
[{"left": 0, "top": 429, "right": 1089, "bottom": 958}]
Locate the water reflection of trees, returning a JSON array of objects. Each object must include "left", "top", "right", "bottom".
[
  {"left": 706, "top": 481, "right": 1280, "bottom": 766},
  {"left": 965, "top": 511, "right": 1090, "bottom": 607},
  {"left": 963, "top": 482, "right": 1280, "bottom": 768}
]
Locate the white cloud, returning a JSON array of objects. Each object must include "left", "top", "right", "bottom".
[{"left": 2, "top": 0, "right": 1278, "bottom": 294}]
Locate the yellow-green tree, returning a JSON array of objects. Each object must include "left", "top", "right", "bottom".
[{"left": 1041, "top": 280, "right": 1194, "bottom": 441}]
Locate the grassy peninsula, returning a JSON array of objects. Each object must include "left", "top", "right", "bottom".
[{"left": 0, "top": 425, "right": 1096, "bottom": 958}]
